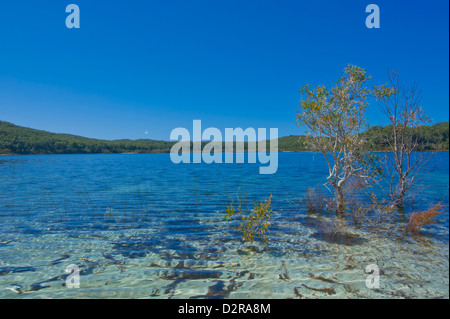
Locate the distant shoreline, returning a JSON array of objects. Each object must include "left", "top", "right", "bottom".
[
  {"left": 1, "top": 150, "right": 448, "bottom": 156},
  {"left": 1, "top": 120, "right": 448, "bottom": 155}
]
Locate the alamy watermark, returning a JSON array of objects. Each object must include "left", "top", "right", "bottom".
[
  {"left": 65, "top": 264, "right": 80, "bottom": 288},
  {"left": 66, "top": 4, "right": 80, "bottom": 29},
  {"left": 365, "top": 264, "right": 380, "bottom": 289},
  {"left": 169, "top": 120, "right": 278, "bottom": 174},
  {"left": 64, "top": 4, "right": 379, "bottom": 29},
  {"left": 365, "top": 4, "right": 380, "bottom": 29}
]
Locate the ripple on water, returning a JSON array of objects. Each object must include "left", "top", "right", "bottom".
[{"left": 0, "top": 153, "right": 448, "bottom": 298}]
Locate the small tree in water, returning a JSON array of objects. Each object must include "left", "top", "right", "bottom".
[
  {"left": 297, "top": 65, "right": 390, "bottom": 216},
  {"left": 374, "top": 71, "right": 434, "bottom": 209},
  {"left": 224, "top": 194, "right": 273, "bottom": 243}
]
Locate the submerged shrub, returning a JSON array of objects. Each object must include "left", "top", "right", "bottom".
[
  {"left": 304, "top": 187, "right": 330, "bottom": 214},
  {"left": 407, "top": 203, "right": 444, "bottom": 233},
  {"left": 224, "top": 194, "right": 273, "bottom": 243},
  {"left": 366, "top": 192, "right": 395, "bottom": 225}
]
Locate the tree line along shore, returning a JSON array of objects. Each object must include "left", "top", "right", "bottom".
[{"left": 0, "top": 120, "right": 448, "bottom": 155}]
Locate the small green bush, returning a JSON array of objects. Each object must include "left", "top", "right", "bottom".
[{"left": 224, "top": 194, "right": 273, "bottom": 243}]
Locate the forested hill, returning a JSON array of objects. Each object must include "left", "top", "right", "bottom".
[
  {"left": 0, "top": 121, "right": 174, "bottom": 154},
  {"left": 363, "top": 122, "right": 449, "bottom": 152},
  {"left": 277, "top": 122, "right": 449, "bottom": 152},
  {"left": 0, "top": 120, "right": 448, "bottom": 155}
]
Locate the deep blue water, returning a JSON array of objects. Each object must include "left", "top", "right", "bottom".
[{"left": 0, "top": 152, "right": 448, "bottom": 298}]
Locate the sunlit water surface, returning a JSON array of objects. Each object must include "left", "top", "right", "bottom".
[{"left": 0, "top": 153, "right": 448, "bottom": 299}]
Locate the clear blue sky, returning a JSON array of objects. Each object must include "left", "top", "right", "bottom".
[{"left": 0, "top": 0, "right": 448, "bottom": 140}]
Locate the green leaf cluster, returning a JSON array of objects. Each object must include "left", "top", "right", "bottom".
[{"left": 224, "top": 194, "right": 273, "bottom": 243}]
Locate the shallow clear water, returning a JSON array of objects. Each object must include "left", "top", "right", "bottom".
[{"left": 0, "top": 152, "right": 448, "bottom": 299}]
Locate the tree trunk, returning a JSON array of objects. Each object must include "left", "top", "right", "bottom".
[
  {"left": 396, "top": 179, "right": 406, "bottom": 209},
  {"left": 396, "top": 194, "right": 405, "bottom": 209},
  {"left": 336, "top": 186, "right": 345, "bottom": 217}
]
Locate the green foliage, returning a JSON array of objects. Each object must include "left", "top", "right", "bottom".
[
  {"left": 296, "top": 65, "right": 389, "bottom": 214},
  {"left": 0, "top": 120, "right": 174, "bottom": 155},
  {"left": 0, "top": 120, "right": 447, "bottom": 155},
  {"left": 224, "top": 194, "right": 273, "bottom": 243},
  {"left": 297, "top": 65, "right": 375, "bottom": 144},
  {"left": 277, "top": 123, "right": 448, "bottom": 152},
  {"left": 276, "top": 135, "right": 309, "bottom": 152},
  {"left": 363, "top": 122, "right": 449, "bottom": 152}
]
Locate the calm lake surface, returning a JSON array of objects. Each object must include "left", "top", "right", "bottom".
[{"left": 0, "top": 152, "right": 448, "bottom": 298}]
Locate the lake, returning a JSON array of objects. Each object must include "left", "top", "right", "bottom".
[{"left": 0, "top": 152, "right": 448, "bottom": 298}]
